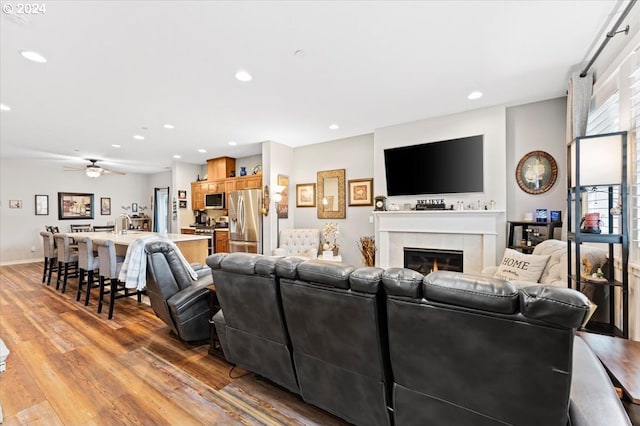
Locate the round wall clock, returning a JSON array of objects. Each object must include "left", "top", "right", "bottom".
[{"left": 515, "top": 151, "right": 558, "bottom": 195}]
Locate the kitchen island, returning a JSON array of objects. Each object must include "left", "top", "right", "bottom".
[{"left": 71, "top": 231, "right": 211, "bottom": 264}]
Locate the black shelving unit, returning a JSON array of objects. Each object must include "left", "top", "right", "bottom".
[
  {"left": 507, "top": 221, "right": 563, "bottom": 253},
  {"left": 567, "top": 131, "right": 629, "bottom": 338}
]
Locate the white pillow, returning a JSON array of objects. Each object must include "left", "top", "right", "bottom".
[{"left": 493, "top": 248, "right": 551, "bottom": 283}]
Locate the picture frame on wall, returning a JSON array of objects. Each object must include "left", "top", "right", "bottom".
[
  {"left": 178, "top": 190, "right": 187, "bottom": 199},
  {"left": 35, "top": 194, "right": 48, "bottom": 215},
  {"left": 131, "top": 203, "right": 138, "bottom": 213},
  {"left": 101, "top": 197, "right": 111, "bottom": 215},
  {"left": 277, "top": 174, "right": 289, "bottom": 218},
  {"left": 58, "top": 192, "right": 94, "bottom": 220},
  {"left": 179, "top": 200, "right": 187, "bottom": 209},
  {"left": 9, "top": 200, "right": 22, "bottom": 209},
  {"left": 296, "top": 183, "right": 316, "bottom": 207},
  {"left": 348, "top": 178, "right": 374, "bottom": 206}
]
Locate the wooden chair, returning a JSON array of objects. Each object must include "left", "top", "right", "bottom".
[
  {"left": 70, "top": 224, "right": 92, "bottom": 233},
  {"left": 39, "top": 231, "right": 58, "bottom": 285},
  {"left": 94, "top": 239, "right": 142, "bottom": 320},
  {"left": 76, "top": 237, "right": 100, "bottom": 306},
  {"left": 92, "top": 225, "right": 115, "bottom": 233},
  {"left": 53, "top": 234, "right": 79, "bottom": 293}
]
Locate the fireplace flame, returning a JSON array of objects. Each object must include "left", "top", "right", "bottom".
[{"left": 431, "top": 259, "right": 438, "bottom": 273}]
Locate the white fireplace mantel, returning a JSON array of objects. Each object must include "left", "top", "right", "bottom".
[{"left": 374, "top": 210, "right": 505, "bottom": 273}]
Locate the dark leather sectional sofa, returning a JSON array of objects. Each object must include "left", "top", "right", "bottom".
[{"left": 206, "top": 252, "right": 631, "bottom": 426}]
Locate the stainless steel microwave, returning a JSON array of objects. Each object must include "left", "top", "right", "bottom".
[{"left": 205, "top": 192, "right": 225, "bottom": 209}]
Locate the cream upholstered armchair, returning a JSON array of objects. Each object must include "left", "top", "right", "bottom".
[{"left": 273, "top": 228, "right": 320, "bottom": 258}]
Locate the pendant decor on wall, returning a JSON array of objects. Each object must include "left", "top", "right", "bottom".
[{"left": 515, "top": 150, "right": 558, "bottom": 195}]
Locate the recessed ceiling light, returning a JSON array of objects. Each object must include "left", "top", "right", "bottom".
[
  {"left": 197, "top": 149, "right": 206, "bottom": 153},
  {"left": 467, "top": 91, "right": 483, "bottom": 100},
  {"left": 228, "top": 141, "right": 237, "bottom": 146},
  {"left": 0, "top": 104, "right": 11, "bottom": 111},
  {"left": 20, "top": 50, "right": 47, "bottom": 63},
  {"left": 235, "top": 70, "right": 252, "bottom": 82},
  {"left": 173, "top": 154, "right": 182, "bottom": 159},
  {"left": 133, "top": 135, "right": 145, "bottom": 140},
  {"left": 163, "top": 124, "right": 175, "bottom": 129},
  {"left": 112, "top": 144, "right": 121, "bottom": 148},
  {"left": 294, "top": 49, "right": 305, "bottom": 56},
  {"left": 329, "top": 123, "right": 339, "bottom": 130}
]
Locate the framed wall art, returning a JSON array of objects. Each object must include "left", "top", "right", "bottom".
[
  {"left": 348, "top": 178, "right": 373, "bottom": 206},
  {"left": 178, "top": 190, "right": 187, "bottom": 199},
  {"left": 296, "top": 183, "right": 316, "bottom": 207},
  {"left": 515, "top": 151, "right": 558, "bottom": 195},
  {"left": 100, "top": 197, "right": 111, "bottom": 215},
  {"left": 35, "top": 194, "right": 49, "bottom": 215},
  {"left": 9, "top": 200, "right": 22, "bottom": 209},
  {"left": 131, "top": 202, "right": 138, "bottom": 213},
  {"left": 58, "top": 192, "right": 94, "bottom": 220},
  {"left": 277, "top": 174, "right": 289, "bottom": 218},
  {"left": 179, "top": 200, "right": 187, "bottom": 209}
]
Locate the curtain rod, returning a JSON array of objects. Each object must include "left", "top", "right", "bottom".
[{"left": 580, "top": 0, "right": 637, "bottom": 78}]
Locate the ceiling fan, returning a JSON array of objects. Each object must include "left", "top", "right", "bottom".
[{"left": 64, "top": 159, "right": 126, "bottom": 178}]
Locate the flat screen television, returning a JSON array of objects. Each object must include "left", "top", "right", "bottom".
[{"left": 384, "top": 135, "right": 484, "bottom": 195}]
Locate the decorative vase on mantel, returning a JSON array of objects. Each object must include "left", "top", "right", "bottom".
[{"left": 332, "top": 246, "right": 339, "bottom": 256}]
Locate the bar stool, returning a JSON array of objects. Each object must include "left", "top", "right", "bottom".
[
  {"left": 76, "top": 237, "right": 100, "bottom": 306},
  {"left": 39, "top": 231, "right": 58, "bottom": 285},
  {"left": 53, "top": 233, "right": 79, "bottom": 293},
  {"left": 94, "top": 239, "right": 142, "bottom": 320}
]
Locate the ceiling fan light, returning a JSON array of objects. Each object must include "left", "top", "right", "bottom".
[{"left": 86, "top": 166, "right": 102, "bottom": 178}]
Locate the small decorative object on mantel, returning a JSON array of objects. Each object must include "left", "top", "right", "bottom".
[
  {"left": 374, "top": 196, "right": 386, "bottom": 211},
  {"left": 416, "top": 199, "right": 446, "bottom": 210}
]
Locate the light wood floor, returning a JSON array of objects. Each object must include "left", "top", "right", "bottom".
[{"left": 0, "top": 262, "right": 348, "bottom": 425}]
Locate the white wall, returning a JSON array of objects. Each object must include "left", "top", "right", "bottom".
[
  {"left": 0, "top": 159, "right": 149, "bottom": 264},
  {"left": 263, "top": 141, "right": 294, "bottom": 255},
  {"left": 172, "top": 162, "right": 201, "bottom": 231},
  {"left": 506, "top": 98, "right": 567, "bottom": 224},
  {"left": 292, "top": 134, "right": 375, "bottom": 266},
  {"left": 373, "top": 106, "right": 508, "bottom": 262}
]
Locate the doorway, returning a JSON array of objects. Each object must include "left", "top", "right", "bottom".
[{"left": 154, "top": 187, "right": 170, "bottom": 233}]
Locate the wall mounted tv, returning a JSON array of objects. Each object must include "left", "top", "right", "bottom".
[{"left": 384, "top": 135, "right": 484, "bottom": 196}]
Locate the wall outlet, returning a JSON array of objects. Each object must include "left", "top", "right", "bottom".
[
  {"left": 30, "top": 246, "right": 37, "bottom": 252},
  {"left": 369, "top": 216, "right": 373, "bottom": 224}
]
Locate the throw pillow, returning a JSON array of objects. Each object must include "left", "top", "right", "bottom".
[{"left": 493, "top": 248, "right": 551, "bottom": 282}]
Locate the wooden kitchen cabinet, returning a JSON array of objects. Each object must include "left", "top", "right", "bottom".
[
  {"left": 243, "top": 175, "right": 262, "bottom": 189},
  {"left": 207, "top": 157, "right": 236, "bottom": 180},
  {"left": 215, "top": 231, "right": 229, "bottom": 253},
  {"left": 191, "top": 181, "right": 204, "bottom": 211}
]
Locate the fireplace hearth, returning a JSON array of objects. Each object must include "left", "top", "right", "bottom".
[{"left": 404, "top": 247, "right": 463, "bottom": 274}]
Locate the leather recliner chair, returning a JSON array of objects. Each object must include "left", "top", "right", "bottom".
[
  {"left": 144, "top": 241, "right": 213, "bottom": 343},
  {"left": 383, "top": 269, "right": 593, "bottom": 426},
  {"left": 276, "top": 258, "right": 392, "bottom": 426},
  {"left": 206, "top": 252, "right": 299, "bottom": 393}
]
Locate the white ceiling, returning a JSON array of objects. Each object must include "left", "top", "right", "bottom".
[{"left": 0, "top": 0, "right": 623, "bottom": 174}]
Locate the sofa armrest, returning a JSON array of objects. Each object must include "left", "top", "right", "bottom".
[
  {"left": 570, "top": 336, "right": 632, "bottom": 426},
  {"left": 167, "top": 278, "right": 212, "bottom": 315}
]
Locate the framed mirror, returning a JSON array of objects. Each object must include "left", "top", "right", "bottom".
[
  {"left": 317, "top": 169, "right": 346, "bottom": 219},
  {"left": 515, "top": 150, "right": 558, "bottom": 195}
]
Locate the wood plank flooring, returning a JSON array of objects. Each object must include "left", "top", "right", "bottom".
[{"left": 0, "top": 262, "right": 348, "bottom": 426}]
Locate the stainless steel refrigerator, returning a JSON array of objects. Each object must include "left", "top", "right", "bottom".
[{"left": 228, "top": 188, "right": 263, "bottom": 254}]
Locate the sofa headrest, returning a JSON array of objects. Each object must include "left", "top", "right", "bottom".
[
  {"left": 219, "top": 252, "right": 260, "bottom": 275},
  {"left": 206, "top": 253, "right": 228, "bottom": 270},
  {"left": 520, "top": 285, "right": 591, "bottom": 328},
  {"left": 423, "top": 271, "right": 519, "bottom": 314},
  {"left": 296, "top": 260, "right": 356, "bottom": 289},
  {"left": 255, "top": 256, "right": 279, "bottom": 277},
  {"left": 349, "top": 267, "right": 384, "bottom": 294},
  {"left": 382, "top": 267, "right": 425, "bottom": 298},
  {"left": 275, "top": 256, "right": 306, "bottom": 279}
]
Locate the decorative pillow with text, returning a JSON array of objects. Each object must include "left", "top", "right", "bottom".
[{"left": 493, "top": 248, "right": 551, "bottom": 283}]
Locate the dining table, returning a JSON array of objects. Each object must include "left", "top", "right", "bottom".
[{"left": 70, "top": 231, "right": 211, "bottom": 265}]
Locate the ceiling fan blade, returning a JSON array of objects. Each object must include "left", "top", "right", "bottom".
[
  {"left": 102, "top": 169, "right": 126, "bottom": 176},
  {"left": 64, "top": 166, "right": 84, "bottom": 172}
]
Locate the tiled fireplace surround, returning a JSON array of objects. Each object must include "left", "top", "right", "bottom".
[{"left": 374, "top": 210, "right": 505, "bottom": 274}]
